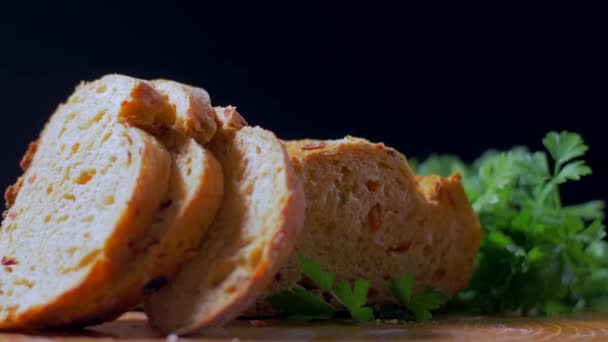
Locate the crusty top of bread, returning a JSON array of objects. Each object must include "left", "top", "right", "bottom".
[
  {"left": 248, "top": 136, "right": 482, "bottom": 315},
  {"left": 144, "top": 126, "right": 305, "bottom": 335},
  {"left": 0, "top": 74, "right": 175, "bottom": 329},
  {"left": 151, "top": 80, "right": 218, "bottom": 145}
]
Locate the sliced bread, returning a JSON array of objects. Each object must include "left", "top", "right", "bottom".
[
  {"left": 144, "top": 126, "right": 305, "bottom": 335},
  {"left": 51, "top": 79, "right": 226, "bottom": 327},
  {"left": 0, "top": 75, "right": 174, "bottom": 329},
  {"left": 247, "top": 137, "right": 482, "bottom": 315}
]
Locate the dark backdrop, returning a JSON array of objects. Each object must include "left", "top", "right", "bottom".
[{"left": 0, "top": 3, "right": 605, "bottom": 205}]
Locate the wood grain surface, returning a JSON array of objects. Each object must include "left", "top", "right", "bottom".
[{"left": 1, "top": 312, "right": 607, "bottom": 341}]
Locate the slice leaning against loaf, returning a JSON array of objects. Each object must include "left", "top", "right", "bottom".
[
  {"left": 144, "top": 125, "right": 305, "bottom": 335},
  {"left": 247, "top": 136, "right": 482, "bottom": 315},
  {"left": 0, "top": 75, "right": 174, "bottom": 329}
]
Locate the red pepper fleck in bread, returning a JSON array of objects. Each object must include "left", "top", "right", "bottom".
[{"left": 247, "top": 136, "right": 482, "bottom": 315}]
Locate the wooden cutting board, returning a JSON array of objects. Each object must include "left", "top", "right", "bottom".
[{"left": 1, "top": 312, "right": 608, "bottom": 341}]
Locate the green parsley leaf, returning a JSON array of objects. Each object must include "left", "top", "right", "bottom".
[
  {"left": 299, "top": 256, "right": 334, "bottom": 292},
  {"left": 268, "top": 258, "right": 374, "bottom": 323},
  {"left": 542, "top": 131, "right": 588, "bottom": 166},
  {"left": 390, "top": 273, "right": 413, "bottom": 305},
  {"left": 266, "top": 286, "right": 336, "bottom": 321},
  {"left": 564, "top": 200, "right": 605, "bottom": 221},
  {"left": 334, "top": 280, "right": 374, "bottom": 323},
  {"left": 390, "top": 272, "right": 448, "bottom": 321},
  {"left": 554, "top": 160, "right": 592, "bottom": 183}
]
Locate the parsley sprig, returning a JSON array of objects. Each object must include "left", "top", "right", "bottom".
[
  {"left": 267, "top": 257, "right": 374, "bottom": 323},
  {"left": 267, "top": 257, "right": 447, "bottom": 323},
  {"left": 413, "top": 131, "right": 607, "bottom": 315}
]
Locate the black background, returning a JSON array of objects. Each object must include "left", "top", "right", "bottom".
[{"left": 0, "top": 3, "right": 605, "bottom": 206}]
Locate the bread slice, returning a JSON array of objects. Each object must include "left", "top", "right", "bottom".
[
  {"left": 0, "top": 75, "right": 174, "bottom": 329},
  {"left": 150, "top": 80, "right": 218, "bottom": 145},
  {"left": 212, "top": 106, "right": 248, "bottom": 138},
  {"left": 144, "top": 126, "right": 305, "bottom": 335},
  {"left": 247, "top": 137, "right": 482, "bottom": 315}
]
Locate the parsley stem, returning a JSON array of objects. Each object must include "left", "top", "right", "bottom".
[{"left": 553, "top": 163, "right": 562, "bottom": 209}]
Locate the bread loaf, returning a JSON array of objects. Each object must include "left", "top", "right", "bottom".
[
  {"left": 248, "top": 137, "right": 482, "bottom": 315},
  {"left": 0, "top": 75, "right": 174, "bottom": 329},
  {"left": 144, "top": 125, "right": 305, "bottom": 335}
]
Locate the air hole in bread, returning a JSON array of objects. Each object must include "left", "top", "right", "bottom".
[
  {"left": 340, "top": 166, "right": 352, "bottom": 180},
  {"left": 101, "top": 132, "right": 112, "bottom": 144},
  {"left": 91, "top": 110, "right": 107, "bottom": 124},
  {"left": 83, "top": 232, "right": 91, "bottom": 239},
  {"left": 186, "top": 167, "right": 192, "bottom": 176},
  {"left": 63, "top": 193, "right": 76, "bottom": 201},
  {"left": 66, "top": 247, "right": 78, "bottom": 256},
  {"left": 43, "top": 214, "right": 52, "bottom": 223},
  {"left": 82, "top": 216, "right": 94, "bottom": 223},
  {"left": 74, "top": 169, "right": 97, "bottom": 185},
  {"left": 209, "top": 260, "right": 236, "bottom": 287},
  {"left": 71, "top": 143, "right": 80, "bottom": 155},
  {"left": 46, "top": 184, "right": 53, "bottom": 194},
  {"left": 95, "top": 85, "right": 107, "bottom": 94},
  {"left": 78, "top": 250, "right": 101, "bottom": 268},
  {"left": 56, "top": 214, "right": 70, "bottom": 223},
  {"left": 255, "top": 146, "right": 261, "bottom": 155},
  {"left": 103, "top": 195, "right": 115, "bottom": 205}
]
